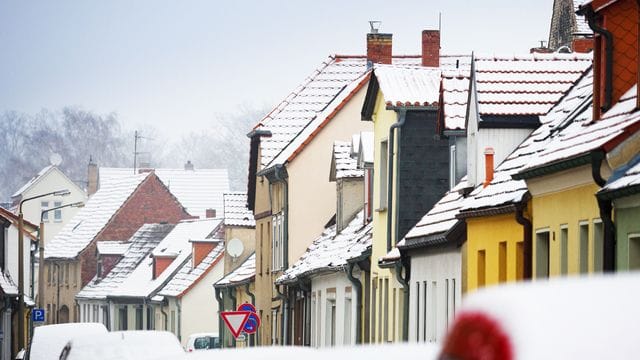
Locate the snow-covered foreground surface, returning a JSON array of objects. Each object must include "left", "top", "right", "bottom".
[
  {"left": 443, "top": 272, "right": 640, "bottom": 360},
  {"left": 29, "top": 323, "right": 108, "bottom": 360},
  {"left": 61, "top": 331, "right": 184, "bottom": 360},
  {"left": 185, "top": 344, "right": 441, "bottom": 360}
]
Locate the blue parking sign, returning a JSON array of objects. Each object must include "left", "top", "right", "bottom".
[{"left": 32, "top": 308, "right": 45, "bottom": 322}]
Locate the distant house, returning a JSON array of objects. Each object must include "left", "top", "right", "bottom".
[
  {"left": 95, "top": 162, "right": 229, "bottom": 219},
  {"left": 0, "top": 208, "right": 38, "bottom": 359},
  {"left": 44, "top": 171, "right": 192, "bottom": 324}
]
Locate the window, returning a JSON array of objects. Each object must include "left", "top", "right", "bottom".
[
  {"left": 516, "top": 242, "right": 524, "bottom": 280},
  {"left": 170, "top": 310, "right": 176, "bottom": 333},
  {"left": 119, "top": 306, "right": 128, "bottom": 330},
  {"left": 64, "top": 263, "right": 69, "bottom": 285},
  {"left": 379, "top": 140, "right": 388, "bottom": 209},
  {"left": 147, "top": 306, "right": 154, "bottom": 330},
  {"left": 593, "top": 220, "right": 604, "bottom": 272},
  {"left": 47, "top": 304, "right": 51, "bottom": 324},
  {"left": 47, "top": 264, "right": 52, "bottom": 285},
  {"left": 344, "top": 289, "right": 352, "bottom": 345},
  {"left": 629, "top": 234, "right": 640, "bottom": 270},
  {"left": 54, "top": 201, "right": 62, "bottom": 222},
  {"left": 415, "top": 282, "right": 420, "bottom": 341},
  {"left": 93, "top": 305, "right": 99, "bottom": 323},
  {"left": 383, "top": 278, "right": 389, "bottom": 342},
  {"left": 315, "top": 292, "right": 321, "bottom": 347},
  {"left": 477, "top": 250, "right": 486, "bottom": 287},
  {"left": 136, "top": 306, "right": 143, "bottom": 330},
  {"left": 445, "top": 279, "right": 450, "bottom": 331},
  {"left": 60, "top": 264, "right": 65, "bottom": 285},
  {"left": 325, "top": 295, "right": 336, "bottom": 347},
  {"left": 536, "top": 230, "right": 550, "bottom": 278},
  {"left": 271, "top": 213, "right": 284, "bottom": 271},
  {"left": 41, "top": 201, "right": 49, "bottom": 222},
  {"left": 430, "top": 281, "right": 437, "bottom": 342},
  {"left": 579, "top": 222, "right": 589, "bottom": 273},
  {"left": 365, "top": 169, "right": 374, "bottom": 221},
  {"left": 103, "top": 306, "right": 110, "bottom": 330},
  {"left": 259, "top": 224, "right": 263, "bottom": 276},
  {"left": 560, "top": 226, "right": 568, "bottom": 275},
  {"left": 499, "top": 242, "right": 507, "bottom": 282},
  {"left": 422, "top": 281, "right": 427, "bottom": 342},
  {"left": 72, "top": 262, "right": 77, "bottom": 285}
]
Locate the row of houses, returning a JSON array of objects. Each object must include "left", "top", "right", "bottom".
[{"left": 223, "top": 0, "right": 640, "bottom": 350}]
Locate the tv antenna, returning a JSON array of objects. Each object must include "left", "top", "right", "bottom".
[{"left": 133, "top": 130, "right": 154, "bottom": 174}]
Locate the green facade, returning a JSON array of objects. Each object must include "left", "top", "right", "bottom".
[{"left": 615, "top": 194, "right": 640, "bottom": 271}]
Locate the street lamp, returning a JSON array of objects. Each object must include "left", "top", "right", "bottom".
[
  {"left": 36, "top": 202, "right": 84, "bottom": 311},
  {"left": 17, "top": 189, "right": 70, "bottom": 351}
]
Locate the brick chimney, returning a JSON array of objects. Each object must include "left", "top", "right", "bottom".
[
  {"left": 191, "top": 239, "right": 219, "bottom": 268},
  {"left": 367, "top": 24, "right": 392, "bottom": 67},
  {"left": 152, "top": 255, "right": 175, "bottom": 279},
  {"left": 422, "top": 30, "right": 440, "bottom": 67},
  {"left": 483, "top": 147, "right": 495, "bottom": 188},
  {"left": 205, "top": 208, "right": 216, "bottom": 218},
  {"left": 184, "top": 160, "right": 194, "bottom": 171},
  {"left": 578, "top": 0, "right": 639, "bottom": 119},
  {"left": 87, "top": 157, "right": 98, "bottom": 197}
]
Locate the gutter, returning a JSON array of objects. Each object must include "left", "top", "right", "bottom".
[
  {"left": 214, "top": 287, "right": 225, "bottom": 348},
  {"left": 591, "top": 150, "right": 616, "bottom": 271},
  {"left": 515, "top": 201, "right": 533, "bottom": 279},
  {"left": 394, "top": 255, "right": 410, "bottom": 342},
  {"left": 176, "top": 299, "right": 182, "bottom": 342},
  {"left": 346, "top": 262, "right": 363, "bottom": 344},
  {"left": 160, "top": 298, "right": 168, "bottom": 333},
  {"left": 275, "top": 284, "right": 288, "bottom": 345},
  {"left": 578, "top": 4, "right": 613, "bottom": 113},
  {"left": 387, "top": 109, "right": 407, "bottom": 252}
]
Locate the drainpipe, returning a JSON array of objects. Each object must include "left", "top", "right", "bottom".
[
  {"left": 275, "top": 284, "right": 288, "bottom": 345},
  {"left": 581, "top": 5, "right": 613, "bottom": 112},
  {"left": 394, "top": 255, "right": 410, "bottom": 342},
  {"left": 214, "top": 288, "right": 225, "bottom": 348},
  {"left": 387, "top": 110, "right": 407, "bottom": 252},
  {"left": 244, "top": 282, "right": 256, "bottom": 346},
  {"left": 591, "top": 150, "right": 616, "bottom": 271},
  {"left": 160, "top": 299, "right": 168, "bottom": 332},
  {"left": 227, "top": 288, "right": 237, "bottom": 347},
  {"left": 176, "top": 299, "right": 182, "bottom": 342},
  {"left": 515, "top": 201, "right": 533, "bottom": 279},
  {"left": 346, "top": 262, "right": 363, "bottom": 344}
]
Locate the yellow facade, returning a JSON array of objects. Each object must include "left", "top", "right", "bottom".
[
  {"left": 531, "top": 182, "right": 603, "bottom": 277},
  {"left": 465, "top": 211, "right": 527, "bottom": 293},
  {"left": 369, "top": 90, "right": 404, "bottom": 343}
]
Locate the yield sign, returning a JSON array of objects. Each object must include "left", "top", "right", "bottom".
[{"left": 221, "top": 311, "right": 251, "bottom": 338}]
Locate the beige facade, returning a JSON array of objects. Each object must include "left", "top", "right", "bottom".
[
  {"left": 224, "top": 227, "right": 255, "bottom": 274},
  {"left": 43, "top": 260, "right": 82, "bottom": 323}
]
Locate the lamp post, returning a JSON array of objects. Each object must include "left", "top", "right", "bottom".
[
  {"left": 17, "top": 189, "right": 70, "bottom": 351},
  {"left": 37, "top": 202, "right": 84, "bottom": 311}
]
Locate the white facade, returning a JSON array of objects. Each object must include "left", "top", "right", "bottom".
[
  {"left": 3, "top": 221, "right": 33, "bottom": 295},
  {"left": 310, "top": 273, "right": 358, "bottom": 348},
  {"left": 408, "top": 246, "right": 461, "bottom": 343}
]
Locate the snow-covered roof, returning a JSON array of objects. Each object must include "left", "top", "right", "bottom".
[
  {"left": 358, "top": 131, "right": 375, "bottom": 168},
  {"left": 399, "top": 179, "right": 468, "bottom": 249},
  {"left": 331, "top": 141, "right": 363, "bottom": 181},
  {"left": 0, "top": 269, "right": 19, "bottom": 296},
  {"left": 109, "top": 218, "right": 223, "bottom": 298},
  {"left": 379, "top": 247, "right": 401, "bottom": 266},
  {"left": 256, "top": 55, "right": 435, "bottom": 168},
  {"left": 11, "top": 165, "right": 85, "bottom": 200},
  {"left": 76, "top": 223, "right": 175, "bottom": 300},
  {"left": 374, "top": 64, "right": 443, "bottom": 107},
  {"left": 599, "top": 154, "right": 640, "bottom": 196},
  {"left": 519, "top": 83, "right": 640, "bottom": 177},
  {"left": 96, "top": 241, "right": 130, "bottom": 256},
  {"left": 223, "top": 192, "right": 255, "bottom": 227},
  {"left": 573, "top": 0, "right": 592, "bottom": 34},
  {"left": 45, "top": 173, "right": 150, "bottom": 259},
  {"left": 214, "top": 253, "right": 256, "bottom": 288},
  {"left": 473, "top": 53, "right": 592, "bottom": 117},
  {"left": 158, "top": 242, "right": 224, "bottom": 298},
  {"left": 462, "top": 68, "right": 594, "bottom": 212},
  {"left": 99, "top": 167, "right": 229, "bottom": 219},
  {"left": 277, "top": 211, "right": 372, "bottom": 284},
  {"left": 441, "top": 71, "right": 470, "bottom": 131}
]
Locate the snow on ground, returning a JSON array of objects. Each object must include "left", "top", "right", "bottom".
[{"left": 29, "top": 323, "right": 108, "bottom": 360}]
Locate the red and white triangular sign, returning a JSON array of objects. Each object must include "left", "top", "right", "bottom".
[{"left": 221, "top": 311, "right": 250, "bottom": 338}]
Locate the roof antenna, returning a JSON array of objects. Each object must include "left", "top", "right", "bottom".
[
  {"left": 439, "top": 12, "right": 442, "bottom": 32},
  {"left": 369, "top": 20, "right": 382, "bottom": 34}
]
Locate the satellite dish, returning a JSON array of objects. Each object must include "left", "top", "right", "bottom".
[
  {"left": 49, "top": 153, "right": 63, "bottom": 166},
  {"left": 227, "top": 238, "right": 244, "bottom": 259}
]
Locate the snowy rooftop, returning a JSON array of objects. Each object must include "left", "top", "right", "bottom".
[
  {"left": 99, "top": 167, "right": 229, "bottom": 219},
  {"left": 599, "top": 155, "right": 640, "bottom": 196},
  {"left": 96, "top": 241, "right": 130, "bottom": 256},
  {"left": 462, "top": 68, "right": 593, "bottom": 212},
  {"left": 0, "top": 269, "right": 18, "bottom": 296},
  {"left": 223, "top": 192, "right": 255, "bottom": 228},
  {"left": 11, "top": 165, "right": 54, "bottom": 198},
  {"left": 256, "top": 55, "right": 470, "bottom": 168},
  {"left": 214, "top": 253, "right": 256, "bottom": 288},
  {"left": 374, "top": 64, "right": 443, "bottom": 107},
  {"left": 159, "top": 242, "right": 224, "bottom": 297},
  {"left": 441, "top": 71, "right": 471, "bottom": 131},
  {"left": 106, "top": 218, "right": 223, "bottom": 298},
  {"left": 399, "top": 179, "right": 467, "bottom": 248},
  {"left": 519, "top": 83, "right": 640, "bottom": 177},
  {"left": 473, "top": 53, "right": 592, "bottom": 117},
  {"left": 358, "top": 131, "right": 375, "bottom": 168},
  {"left": 277, "top": 211, "right": 372, "bottom": 284},
  {"left": 45, "top": 173, "right": 150, "bottom": 259},
  {"left": 331, "top": 141, "right": 364, "bottom": 181},
  {"left": 573, "top": 0, "right": 592, "bottom": 34},
  {"left": 379, "top": 247, "right": 401, "bottom": 266},
  {"left": 76, "top": 223, "right": 175, "bottom": 300}
]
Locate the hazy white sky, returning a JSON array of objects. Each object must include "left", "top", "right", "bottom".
[{"left": 0, "top": 1, "right": 555, "bottom": 140}]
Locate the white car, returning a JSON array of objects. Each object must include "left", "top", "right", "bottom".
[
  {"left": 28, "top": 323, "right": 108, "bottom": 360},
  {"left": 185, "top": 333, "right": 220, "bottom": 352}
]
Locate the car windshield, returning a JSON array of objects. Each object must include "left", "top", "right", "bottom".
[{"left": 194, "top": 336, "right": 219, "bottom": 350}]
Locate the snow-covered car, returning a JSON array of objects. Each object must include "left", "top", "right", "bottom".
[
  {"left": 439, "top": 273, "right": 640, "bottom": 359},
  {"left": 185, "top": 332, "right": 220, "bottom": 352},
  {"left": 58, "top": 330, "right": 184, "bottom": 360},
  {"left": 27, "top": 323, "right": 108, "bottom": 360}
]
